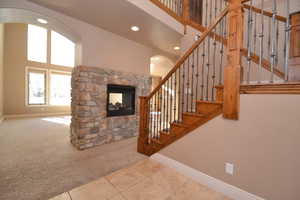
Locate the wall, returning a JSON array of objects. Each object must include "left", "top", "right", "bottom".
[
  {"left": 0, "top": 0, "right": 154, "bottom": 76},
  {"left": 3, "top": 23, "right": 71, "bottom": 116},
  {"left": 160, "top": 94, "right": 300, "bottom": 200},
  {"left": 0, "top": 24, "right": 4, "bottom": 120}
]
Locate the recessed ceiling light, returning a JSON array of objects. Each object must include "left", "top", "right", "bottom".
[
  {"left": 37, "top": 18, "right": 48, "bottom": 24},
  {"left": 174, "top": 46, "right": 180, "bottom": 50},
  {"left": 131, "top": 26, "right": 140, "bottom": 32}
]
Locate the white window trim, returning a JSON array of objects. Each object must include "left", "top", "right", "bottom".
[
  {"left": 25, "top": 66, "right": 48, "bottom": 107},
  {"left": 25, "top": 24, "right": 74, "bottom": 107},
  {"left": 25, "top": 67, "right": 72, "bottom": 107},
  {"left": 49, "top": 70, "right": 72, "bottom": 107}
]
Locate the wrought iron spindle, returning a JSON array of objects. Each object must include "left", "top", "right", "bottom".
[
  {"left": 270, "top": 0, "right": 277, "bottom": 82},
  {"left": 195, "top": 46, "right": 200, "bottom": 101},
  {"left": 246, "top": 0, "right": 253, "bottom": 83},
  {"left": 258, "top": 0, "right": 265, "bottom": 83},
  {"left": 284, "top": 0, "right": 291, "bottom": 81},
  {"left": 212, "top": 26, "right": 217, "bottom": 100},
  {"left": 186, "top": 56, "right": 190, "bottom": 112},
  {"left": 191, "top": 52, "right": 195, "bottom": 112}
]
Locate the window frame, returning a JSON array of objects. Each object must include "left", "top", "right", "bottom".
[
  {"left": 25, "top": 67, "right": 48, "bottom": 107},
  {"left": 49, "top": 70, "right": 72, "bottom": 107},
  {"left": 25, "top": 24, "right": 75, "bottom": 108}
]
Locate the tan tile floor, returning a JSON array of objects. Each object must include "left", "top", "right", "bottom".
[{"left": 49, "top": 159, "right": 232, "bottom": 200}]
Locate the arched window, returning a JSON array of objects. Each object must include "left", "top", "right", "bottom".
[{"left": 26, "top": 24, "right": 75, "bottom": 106}]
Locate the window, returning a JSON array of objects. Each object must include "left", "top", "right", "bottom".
[
  {"left": 27, "top": 24, "right": 47, "bottom": 63},
  {"left": 51, "top": 31, "right": 75, "bottom": 67},
  {"left": 26, "top": 24, "right": 75, "bottom": 107},
  {"left": 50, "top": 72, "right": 71, "bottom": 106},
  {"left": 27, "top": 24, "right": 75, "bottom": 67},
  {"left": 28, "top": 70, "right": 46, "bottom": 105}
]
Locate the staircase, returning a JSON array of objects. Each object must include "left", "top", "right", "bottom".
[{"left": 138, "top": 0, "right": 299, "bottom": 156}]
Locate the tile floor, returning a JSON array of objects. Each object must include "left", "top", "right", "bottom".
[{"left": 49, "top": 159, "right": 232, "bottom": 200}]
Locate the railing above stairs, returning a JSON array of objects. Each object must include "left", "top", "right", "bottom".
[
  {"left": 138, "top": 0, "right": 297, "bottom": 155},
  {"left": 138, "top": 6, "right": 229, "bottom": 155}
]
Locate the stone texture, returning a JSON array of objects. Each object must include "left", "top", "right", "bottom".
[{"left": 71, "top": 66, "right": 151, "bottom": 150}]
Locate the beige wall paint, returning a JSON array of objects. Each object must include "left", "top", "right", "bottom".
[
  {"left": 0, "top": 24, "right": 4, "bottom": 119},
  {"left": 160, "top": 94, "right": 300, "bottom": 200},
  {"left": 3, "top": 23, "right": 71, "bottom": 116}
]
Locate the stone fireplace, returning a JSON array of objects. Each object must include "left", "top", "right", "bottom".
[{"left": 71, "top": 66, "right": 150, "bottom": 150}]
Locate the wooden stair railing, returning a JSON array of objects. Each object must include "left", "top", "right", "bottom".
[
  {"left": 138, "top": 7, "right": 229, "bottom": 155},
  {"left": 150, "top": 0, "right": 290, "bottom": 81}
]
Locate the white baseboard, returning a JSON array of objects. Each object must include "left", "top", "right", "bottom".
[
  {"left": 151, "top": 153, "right": 265, "bottom": 200},
  {"left": 4, "top": 112, "right": 70, "bottom": 120}
]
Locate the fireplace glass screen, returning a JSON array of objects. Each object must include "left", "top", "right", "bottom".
[{"left": 107, "top": 84, "right": 135, "bottom": 117}]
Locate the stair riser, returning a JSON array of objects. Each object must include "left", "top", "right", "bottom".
[
  {"left": 196, "top": 104, "right": 222, "bottom": 115},
  {"left": 182, "top": 115, "right": 206, "bottom": 125}
]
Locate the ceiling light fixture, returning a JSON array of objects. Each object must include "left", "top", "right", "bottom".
[
  {"left": 37, "top": 18, "right": 48, "bottom": 24},
  {"left": 174, "top": 46, "right": 180, "bottom": 50},
  {"left": 131, "top": 26, "right": 140, "bottom": 32}
]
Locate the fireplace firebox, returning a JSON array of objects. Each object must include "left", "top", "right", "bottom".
[{"left": 107, "top": 84, "right": 136, "bottom": 117}]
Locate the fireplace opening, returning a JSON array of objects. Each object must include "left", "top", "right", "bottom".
[{"left": 107, "top": 84, "right": 136, "bottom": 117}]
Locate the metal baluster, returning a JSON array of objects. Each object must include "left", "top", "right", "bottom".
[
  {"left": 219, "top": 17, "right": 225, "bottom": 85},
  {"left": 246, "top": 0, "right": 253, "bottom": 83},
  {"left": 270, "top": 0, "right": 277, "bottom": 82},
  {"left": 275, "top": 20, "right": 279, "bottom": 66},
  {"left": 191, "top": 51, "right": 195, "bottom": 112},
  {"left": 195, "top": 46, "right": 200, "bottom": 102},
  {"left": 166, "top": 80, "right": 169, "bottom": 132},
  {"left": 212, "top": 27, "right": 217, "bottom": 101},
  {"left": 284, "top": 0, "right": 291, "bottom": 81},
  {"left": 178, "top": 65, "right": 181, "bottom": 121},
  {"left": 258, "top": 0, "right": 265, "bottom": 83},
  {"left": 206, "top": 37, "right": 211, "bottom": 101},
  {"left": 159, "top": 88, "right": 162, "bottom": 135},
  {"left": 170, "top": 73, "right": 173, "bottom": 124},
  {"left": 182, "top": 61, "right": 185, "bottom": 114},
  {"left": 201, "top": 41, "right": 206, "bottom": 100},
  {"left": 186, "top": 56, "right": 190, "bottom": 112},
  {"left": 173, "top": 70, "right": 177, "bottom": 121},
  {"left": 253, "top": 12, "right": 257, "bottom": 54},
  {"left": 268, "top": 17, "right": 271, "bottom": 62}
]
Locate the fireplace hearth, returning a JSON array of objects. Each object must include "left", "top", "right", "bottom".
[{"left": 107, "top": 84, "right": 136, "bottom": 117}]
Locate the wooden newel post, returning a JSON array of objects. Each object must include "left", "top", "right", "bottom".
[
  {"left": 223, "top": 0, "right": 244, "bottom": 120},
  {"left": 137, "top": 96, "right": 149, "bottom": 154}
]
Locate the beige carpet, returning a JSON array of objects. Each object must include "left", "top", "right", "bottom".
[{"left": 0, "top": 116, "right": 146, "bottom": 200}]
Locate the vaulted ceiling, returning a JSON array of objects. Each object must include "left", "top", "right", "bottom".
[{"left": 28, "top": 0, "right": 183, "bottom": 57}]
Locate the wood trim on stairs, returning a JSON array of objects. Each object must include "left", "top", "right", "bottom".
[{"left": 216, "top": 83, "right": 300, "bottom": 94}]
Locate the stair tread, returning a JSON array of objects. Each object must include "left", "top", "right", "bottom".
[
  {"left": 196, "top": 100, "right": 223, "bottom": 105},
  {"left": 182, "top": 112, "right": 205, "bottom": 117},
  {"left": 172, "top": 122, "right": 190, "bottom": 128}
]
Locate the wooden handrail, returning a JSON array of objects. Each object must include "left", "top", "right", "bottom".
[
  {"left": 243, "top": 4, "right": 287, "bottom": 22},
  {"left": 147, "top": 7, "right": 229, "bottom": 100},
  {"left": 150, "top": 0, "right": 185, "bottom": 24}
]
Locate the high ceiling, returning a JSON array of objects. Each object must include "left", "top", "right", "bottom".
[{"left": 28, "top": 0, "right": 183, "bottom": 56}]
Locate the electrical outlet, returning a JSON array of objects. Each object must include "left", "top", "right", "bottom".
[{"left": 225, "top": 163, "right": 234, "bottom": 175}]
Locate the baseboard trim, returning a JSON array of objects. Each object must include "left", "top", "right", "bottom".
[
  {"left": 151, "top": 153, "right": 265, "bottom": 200},
  {"left": 4, "top": 112, "right": 70, "bottom": 119}
]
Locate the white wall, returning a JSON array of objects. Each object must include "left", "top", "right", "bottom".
[
  {"left": 160, "top": 94, "right": 300, "bottom": 200},
  {"left": 0, "top": 0, "right": 154, "bottom": 76}
]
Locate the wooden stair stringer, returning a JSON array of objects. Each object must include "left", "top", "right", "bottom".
[{"left": 146, "top": 102, "right": 223, "bottom": 155}]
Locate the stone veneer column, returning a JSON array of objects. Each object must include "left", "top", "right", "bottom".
[{"left": 71, "top": 66, "right": 150, "bottom": 150}]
